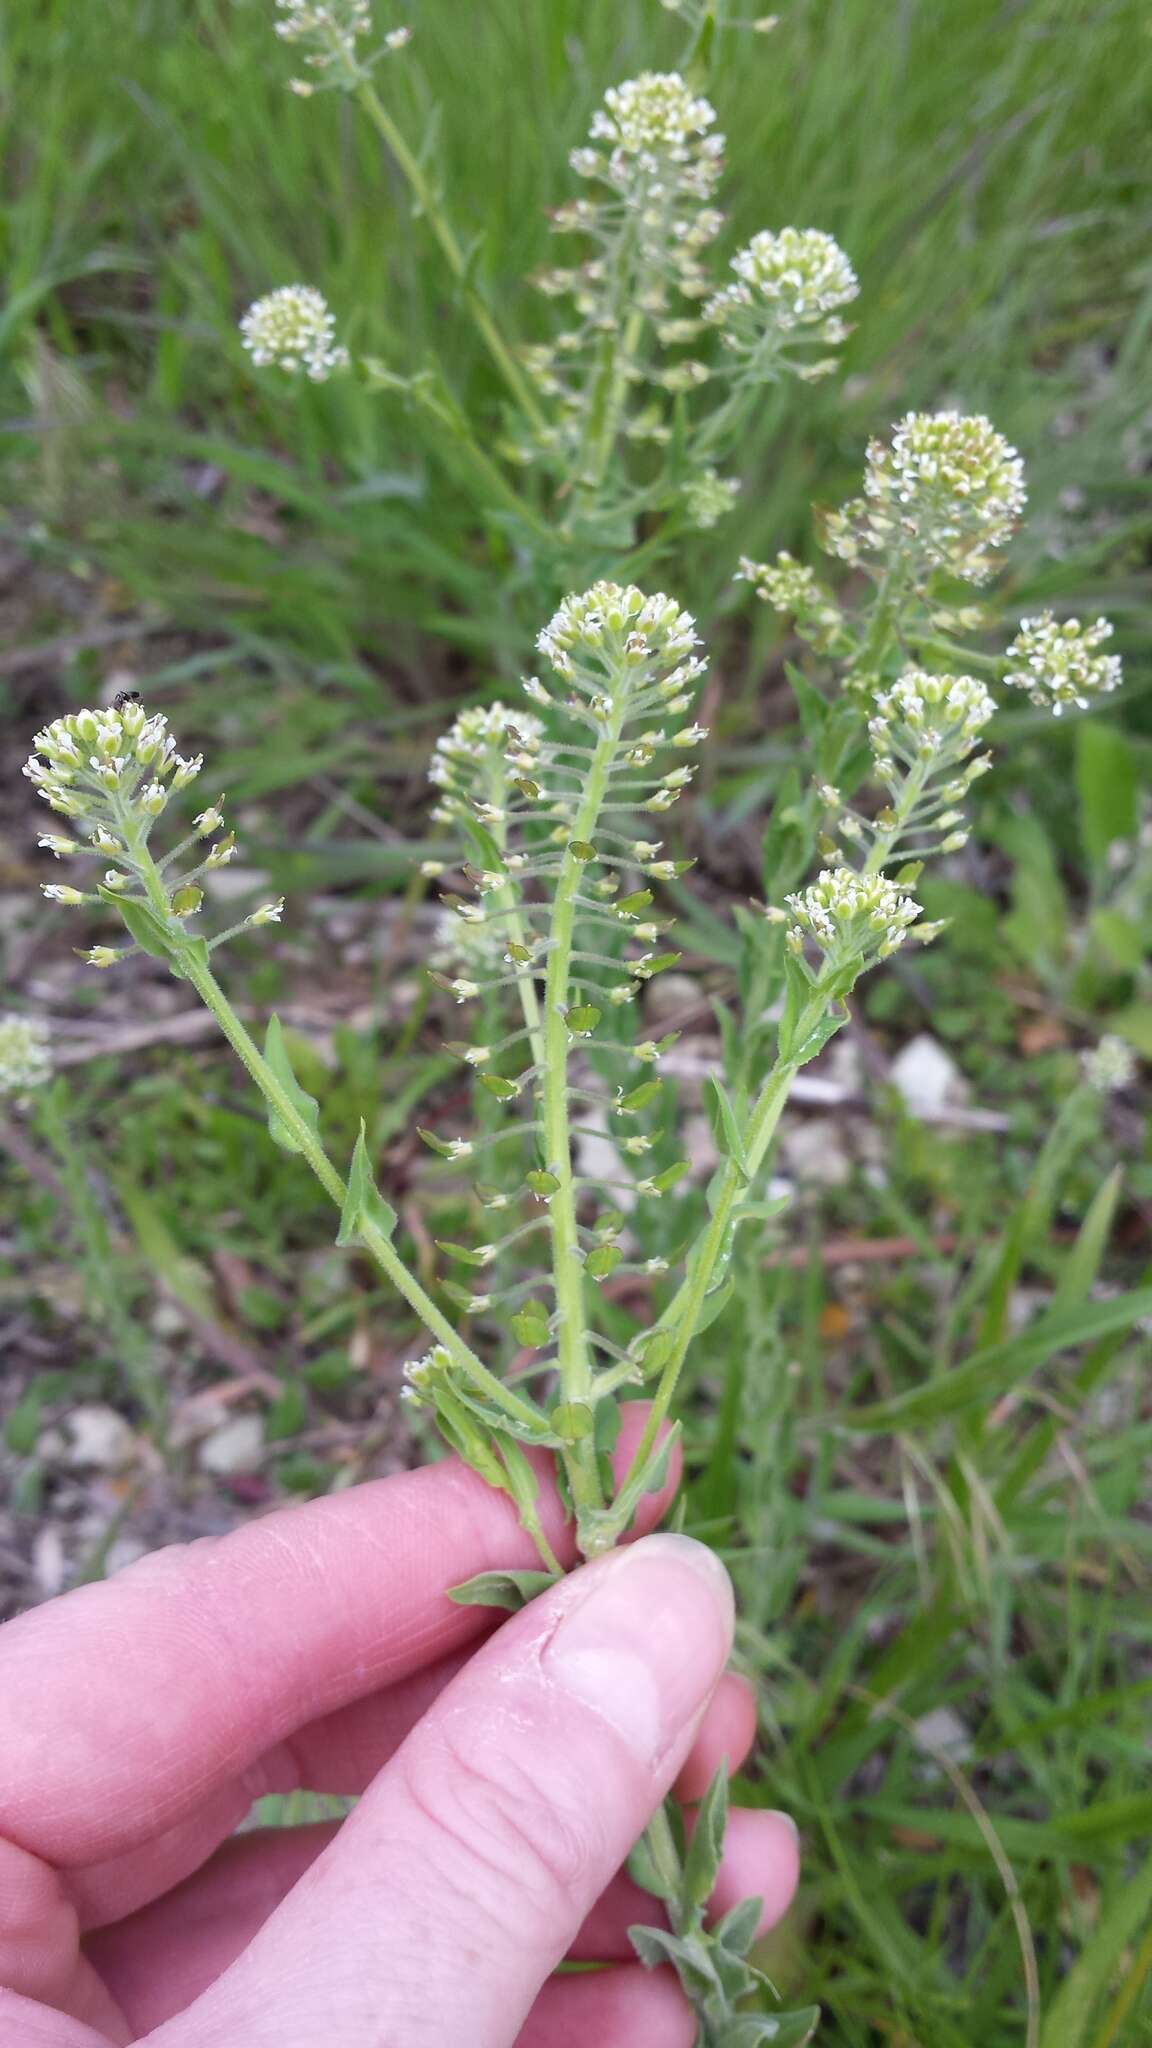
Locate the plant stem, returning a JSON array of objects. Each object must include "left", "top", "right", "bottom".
[
  {"left": 613, "top": 993, "right": 830, "bottom": 1524},
  {"left": 123, "top": 835, "right": 547, "bottom": 1445},
  {"left": 541, "top": 713, "right": 629, "bottom": 1529},
  {"left": 355, "top": 82, "right": 546, "bottom": 434}
]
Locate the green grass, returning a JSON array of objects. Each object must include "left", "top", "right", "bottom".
[{"left": 3, "top": 0, "right": 1152, "bottom": 2042}]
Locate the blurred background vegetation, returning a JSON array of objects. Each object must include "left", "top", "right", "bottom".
[{"left": 1, "top": 1, "right": 1151, "bottom": 2042}]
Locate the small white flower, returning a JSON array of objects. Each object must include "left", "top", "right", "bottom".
[
  {"left": 240, "top": 284, "right": 349, "bottom": 382},
  {"left": 194, "top": 805, "right": 225, "bottom": 836},
  {"left": 80, "top": 946, "right": 126, "bottom": 969},
  {"left": 38, "top": 835, "right": 79, "bottom": 858},
  {"left": 42, "top": 884, "right": 85, "bottom": 905},
  {"left": 247, "top": 898, "right": 285, "bottom": 927},
  {"left": 827, "top": 412, "right": 1026, "bottom": 585},
  {"left": 717, "top": 225, "right": 858, "bottom": 329},
  {"left": 869, "top": 670, "right": 997, "bottom": 762},
  {"left": 1004, "top": 613, "right": 1122, "bottom": 714}
]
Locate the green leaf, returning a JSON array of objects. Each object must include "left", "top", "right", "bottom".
[
  {"left": 551, "top": 1400, "right": 594, "bottom": 1441},
  {"left": 1077, "top": 721, "right": 1138, "bottom": 869},
  {"left": 681, "top": 1761, "right": 729, "bottom": 1912},
  {"left": 629, "top": 1924, "right": 722, "bottom": 1999},
  {"left": 627, "top": 1831, "right": 679, "bottom": 1902},
  {"left": 712, "top": 1894, "right": 764, "bottom": 1958},
  {"left": 651, "top": 1159, "right": 691, "bottom": 1194},
  {"left": 586, "top": 1243, "right": 623, "bottom": 1280},
  {"left": 705, "top": 1076, "right": 751, "bottom": 1185},
  {"left": 721, "top": 2012, "right": 822, "bottom": 2047},
  {"left": 617, "top": 1079, "right": 662, "bottom": 1114},
  {"left": 1090, "top": 908, "right": 1145, "bottom": 972},
  {"left": 1040, "top": 1850, "right": 1152, "bottom": 2048},
  {"left": 565, "top": 1004, "right": 601, "bottom": 1035},
  {"left": 460, "top": 815, "right": 505, "bottom": 872},
  {"left": 265, "top": 1381, "right": 308, "bottom": 1440},
  {"left": 263, "top": 1015, "right": 321, "bottom": 1156},
  {"left": 336, "top": 1122, "right": 397, "bottom": 1248},
  {"left": 111, "top": 895, "right": 176, "bottom": 963},
  {"left": 841, "top": 1288, "right": 1152, "bottom": 1432},
  {"left": 446, "top": 1568, "right": 558, "bottom": 1612}
]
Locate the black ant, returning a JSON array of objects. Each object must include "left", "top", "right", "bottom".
[{"left": 112, "top": 689, "right": 142, "bottom": 711}]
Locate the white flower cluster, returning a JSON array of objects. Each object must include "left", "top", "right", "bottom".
[
  {"left": 706, "top": 227, "right": 857, "bottom": 367},
  {"left": 825, "top": 411, "right": 1026, "bottom": 585},
  {"left": 1081, "top": 1034, "right": 1136, "bottom": 1094},
  {"left": 428, "top": 703, "right": 543, "bottom": 824},
  {"left": 680, "top": 468, "right": 740, "bottom": 529},
  {"left": 0, "top": 1014, "right": 52, "bottom": 1100},
  {"left": 537, "top": 582, "right": 701, "bottom": 679},
  {"left": 586, "top": 72, "right": 723, "bottom": 199},
  {"left": 274, "top": 0, "right": 372, "bottom": 92},
  {"left": 868, "top": 670, "right": 997, "bottom": 763},
  {"left": 24, "top": 701, "right": 203, "bottom": 831},
  {"left": 401, "top": 1342, "right": 453, "bottom": 1405},
  {"left": 785, "top": 868, "right": 922, "bottom": 965},
  {"left": 735, "top": 552, "right": 848, "bottom": 652},
  {"left": 240, "top": 286, "right": 349, "bottom": 382},
  {"left": 1004, "top": 612, "right": 1122, "bottom": 715}
]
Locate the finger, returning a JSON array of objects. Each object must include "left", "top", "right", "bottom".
[
  {"left": 515, "top": 1965, "right": 696, "bottom": 2048},
  {"left": 0, "top": 1989, "right": 110, "bottom": 2048},
  {"left": 73, "top": 1633, "right": 744, "bottom": 1933},
  {"left": 152, "top": 1534, "right": 733, "bottom": 2048},
  {"left": 85, "top": 1803, "right": 798, "bottom": 2031},
  {"left": 672, "top": 1670, "right": 758, "bottom": 1802},
  {"left": 0, "top": 1405, "right": 678, "bottom": 1871}
]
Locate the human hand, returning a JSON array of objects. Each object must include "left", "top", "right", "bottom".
[{"left": 0, "top": 1410, "right": 800, "bottom": 2046}]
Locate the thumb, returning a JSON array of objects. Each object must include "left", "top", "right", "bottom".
[{"left": 155, "top": 1534, "right": 734, "bottom": 2048}]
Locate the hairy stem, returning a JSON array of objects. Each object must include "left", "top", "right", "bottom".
[
  {"left": 355, "top": 83, "right": 546, "bottom": 434},
  {"left": 124, "top": 832, "right": 547, "bottom": 1448},
  {"left": 542, "top": 711, "right": 631, "bottom": 1529}
]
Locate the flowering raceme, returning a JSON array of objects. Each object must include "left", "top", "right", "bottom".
[
  {"left": 1004, "top": 612, "right": 1123, "bottom": 714},
  {"left": 240, "top": 286, "right": 349, "bottom": 381},
  {"left": 824, "top": 410, "right": 1027, "bottom": 584},
  {"left": 705, "top": 226, "right": 858, "bottom": 378},
  {"left": 785, "top": 869, "right": 923, "bottom": 967}
]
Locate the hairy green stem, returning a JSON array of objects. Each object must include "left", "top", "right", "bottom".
[
  {"left": 612, "top": 993, "right": 831, "bottom": 1528},
  {"left": 122, "top": 830, "right": 548, "bottom": 1449},
  {"left": 542, "top": 710, "right": 631, "bottom": 1530},
  {"left": 355, "top": 83, "right": 546, "bottom": 434}
]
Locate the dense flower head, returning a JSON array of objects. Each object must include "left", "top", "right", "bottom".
[
  {"left": 1003, "top": 612, "right": 1122, "bottom": 714},
  {"left": 23, "top": 701, "right": 203, "bottom": 831},
  {"left": 400, "top": 1343, "right": 454, "bottom": 1405},
  {"left": 1081, "top": 1034, "right": 1136, "bottom": 1094},
  {"left": 735, "top": 553, "right": 848, "bottom": 652},
  {"left": 428, "top": 703, "right": 543, "bottom": 823},
  {"left": 240, "top": 286, "right": 349, "bottom": 381},
  {"left": 825, "top": 411, "right": 1026, "bottom": 585},
  {"left": 537, "top": 583, "right": 702, "bottom": 681},
  {"left": 273, "top": 0, "right": 373, "bottom": 91},
  {"left": 588, "top": 72, "right": 722, "bottom": 182},
  {"left": 0, "top": 1014, "right": 52, "bottom": 1100},
  {"left": 715, "top": 226, "right": 857, "bottom": 329},
  {"left": 680, "top": 468, "right": 740, "bottom": 529},
  {"left": 869, "top": 670, "right": 997, "bottom": 761},
  {"left": 785, "top": 867, "right": 922, "bottom": 964}
]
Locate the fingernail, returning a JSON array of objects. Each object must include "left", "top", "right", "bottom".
[
  {"left": 767, "top": 1808, "right": 800, "bottom": 1845},
  {"left": 542, "top": 1534, "right": 734, "bottom": 1767}
]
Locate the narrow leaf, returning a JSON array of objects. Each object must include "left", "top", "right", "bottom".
[
  {"left": 263, "top": 1015, "right": 321, "bottom": 1156},
  {"left": 681, "top": 1761, "right": 729, "bottom": 1912},
  {"left": 446, "top": 1568, "right": 557, "bottom": 1612},
  {"left": 706, "top": 1076, "right": 751, "bottom": 1185},
  {"left": 336, "top": 1121, "right": 398, "bottom": 1247}
]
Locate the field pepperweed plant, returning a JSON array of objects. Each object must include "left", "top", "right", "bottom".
[{"left": 19, "top": 7, "right": 1132, "bottom": 2045}]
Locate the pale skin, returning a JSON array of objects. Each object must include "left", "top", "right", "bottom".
[{"left": 0, "top": 1408, "right": 800, "bottom": 2047}]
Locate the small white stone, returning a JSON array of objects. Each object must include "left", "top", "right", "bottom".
[
  {"left": 60, "top": 1403, "right": 139, "bottom": 1472},
  {"left": 32, "top": 1525, "right": 68, "bottom": 1597},
  {"left": 780, "top": 1117, "right": 852, "bottom": 1187},
  {"left": 889, "top": 1033, "right": 969, "bottom": 1118},
  {"left": 913, "top": 1706, "right": 973, "bottom": 1763},
  {"left": 198, "top": 1413, "right": 264, "bottom": 1476}
]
